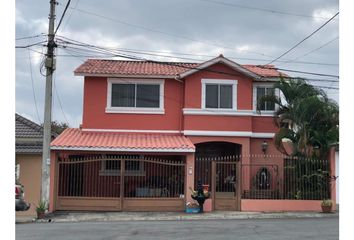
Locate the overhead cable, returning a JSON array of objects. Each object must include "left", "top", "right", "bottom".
[{"left": 264, "top": 12, "right": 339, "bottom": 65}]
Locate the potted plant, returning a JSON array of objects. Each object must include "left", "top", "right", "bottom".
[
  {"left": 321, "top": 199, "right": 333, "bottom": 213},
  {"left": 36, "top": 200, "right": 48, "bottom": 219}
]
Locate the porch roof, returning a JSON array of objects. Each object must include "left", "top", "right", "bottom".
[{"left": 50, "top": 128, "right": 195, "bottom": 153}]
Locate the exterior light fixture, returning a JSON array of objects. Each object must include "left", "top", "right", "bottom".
[{"left": 261, "top": 141, "right": 268, "bottom": 154}]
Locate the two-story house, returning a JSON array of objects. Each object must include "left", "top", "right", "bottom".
[{"left": 50, "top": 55, "right": 331, "bottom": 212}]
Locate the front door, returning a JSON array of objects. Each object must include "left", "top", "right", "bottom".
[
  {"left": 194, "top": 142, "right": 241, "bottom": 211},
  {"left": 213, "top": 161, "right": 240, "bottom": 211}
]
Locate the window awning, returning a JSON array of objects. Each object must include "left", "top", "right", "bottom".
[{"left": 51, "top": 128, "right": 195, "bottom": 153}]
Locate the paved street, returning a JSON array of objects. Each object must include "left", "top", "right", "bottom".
[{"left": 16, "top": 217, "right": 338, "bottom": 240}]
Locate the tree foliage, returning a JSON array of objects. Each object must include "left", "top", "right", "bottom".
[
  {"left": 257, "top": 78, "right": 339, "bottom": 159},
  {"left": 51, "top": 121, "right": 69, "bottom": 134}
]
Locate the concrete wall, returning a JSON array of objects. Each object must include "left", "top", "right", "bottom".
[
  {"left": 16, "top": 154, "right": 42, "bottom": 218},
  {"left": 241, "top": 199, "right": 323, "bottom": 212}
]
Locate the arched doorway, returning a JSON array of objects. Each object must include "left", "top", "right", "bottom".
[{"left": 194, "top": 142, "right": 241, "bottom": 211}]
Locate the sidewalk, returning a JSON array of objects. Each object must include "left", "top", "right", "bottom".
[{"left": 16, "top": 210, "right": 338, "bottom": 224}]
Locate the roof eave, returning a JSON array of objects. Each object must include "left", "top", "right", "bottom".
[
  {"left": 50, "top": 146, "right": 195, "bottom": 153},
  {"left": 74, "top": 72, "right": 178, "bottom": 79},
  {"left": 256, "top": 77, "right": 285, "bottom": 82},
  {"left": 178, "top": 56, "right": 261, "bottom": 80}
]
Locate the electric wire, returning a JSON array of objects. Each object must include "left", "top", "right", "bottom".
[
  {"left": 15, "top": 41, "right": 47, "bottom": 48},
  {"left": 56, "top": 3, "right": 274, "bottom": 58},
  {"left": 56, "top": 37, "right": 340, "bottom": 79},
  {"left": 16, "top": 34, "right": 45, "bottom": 41},
  {"left": 278, "top": 36, "right": 339, "bottom": 66},
  {"left": 57, "top": 34, "right": 339, "bottom": 66},
  {"left": 27, "top": 48, "right": 42, "bottom": 123},
  {"left": 265, "top": 12, "right": 339, "bottom": 65},
  {"left": 54, "top": 0, "right": 72, "bottom": 35},
  {"left": 275, "top": 68, "right": 339, "bottom": 78},
  {"left": 199, "top": 0, "right": 337, "bottom": 20},
  {"left": 53, "top": 70, "right": 70, "bottom": 126},
  {"left": 60, "top": 43, "right": 339, "bottom": 90},
  {"left": 61, "top": 0, "right": 81, "bottom": 31},
  {"left": 31, "top": 46, "right": 340, "bottom": 86}
]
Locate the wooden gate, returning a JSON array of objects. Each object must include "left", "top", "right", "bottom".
[
  {"left": 195, "top": 156, "right": 241, "bottom": 211},
  {"left": 56, "top": 155, "right": 186, "bottom": 211}
]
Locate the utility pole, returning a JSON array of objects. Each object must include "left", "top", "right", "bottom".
[{"left": 41, "top": 0, "right": 57, "bottom": 203}]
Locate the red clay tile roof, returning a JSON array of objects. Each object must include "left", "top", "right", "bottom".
[
  {"left": 51, "top": 128, "right": 195, "bottom": 152},
  {"left": 74, "top": 59, "right": 199, "bottom": 76},
  {"left": 242, "top": 65, "right": 287, "bottom": 78},
  {"left": 74, "top": 59, "right": 286, "bottom": 78}
]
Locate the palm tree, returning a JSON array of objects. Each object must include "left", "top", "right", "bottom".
[{"left": 257, "top": 77, "right": 339, "bottom": 159}]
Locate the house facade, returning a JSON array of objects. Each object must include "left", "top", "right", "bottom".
[
  {"left": 49, "top": 55, "right": 336, "bottom": 212},
  {"left": 16, "top": 114, "right": 58, "bottom": 217}
]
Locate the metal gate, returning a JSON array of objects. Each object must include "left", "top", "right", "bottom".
[
  {"left": 56, "top": 155, "right": 186, "bottom": 211},
  {"left": 195, "top": 155, "right": 241, "bottom": 211}
]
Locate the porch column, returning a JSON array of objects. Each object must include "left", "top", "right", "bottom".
[
  {"left": 241, "top": 138, "right": 251, "bottom": 192},
  {"left": 49, "top": 150, "right": 57, "bottom": 212},
  {"left": 185, "top": 152, "right": 195, "bottom": 203},
  {"left": 329, "top": 146, "right": 336, "bottom": 210}
]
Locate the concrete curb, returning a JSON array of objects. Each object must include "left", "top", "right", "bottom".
[{"left": 16, "top": 211, "right": 338, "bottom": 224}]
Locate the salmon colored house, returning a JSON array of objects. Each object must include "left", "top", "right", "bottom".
[{"left": 49, "top": 55, "right": 336, "bottom": 212}]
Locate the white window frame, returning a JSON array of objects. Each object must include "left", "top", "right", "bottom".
[
  {"left": 201, "top": 79, "right": 238, "bottom": 110},
  {"left": 99, "top": 159, "right": 146, "bottom": 176},
  {"left": 106, "top": 78, "right": 165, "bottom": 114},
  {"left": 253, "top": 83, "right": 279, "bottom": 114}
]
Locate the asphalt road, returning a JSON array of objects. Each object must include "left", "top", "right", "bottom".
[{"left": 16, "top": 217, "right": 338, "bottom": 240}]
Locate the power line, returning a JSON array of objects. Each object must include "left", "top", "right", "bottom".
[
  {"left": 265, "top": 12, "right": 339, "bottom": 65},
  {"left": 59, "top": 41, "right": 339, "bottom": 91},
  {"left": 56, "top": 36, "right": 340, "bottom": 80},
  {"left": 16, "top": 34, "right": 45, "bottom": 41},
  {"left": 278, "top": 36, "right": 339, "bottom": 66},
  {"left": 15, "top": 41, "right": 47, "bottom": 48},
  {"left": 56, "top": 3, "right": 274, "bottom": 58},
  {"left": 27, "top": 49, "right": 42, "bottom": 123},
  {"left": 62, "top": 0, "right": 81, "bottom": 31},
  {"left": 199, "top": 0, "right": 337, "bottom": 20},
  {"left": 54, "top": 0, "right": 71, "bottom": 35},
  {"left": 53, "top": 71, "right": 70, "bottom": 126},
  {"left": 56, "top": 35, "right": 339, "bottom": 69},
  {"left": 284, "top": 77, "right": 338, "bottom": 83},
  {"left": 275, "top": 68, "right": 339, "bottom": 78}
]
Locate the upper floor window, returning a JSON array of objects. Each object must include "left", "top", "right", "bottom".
[
  {"left": 202, "top": 79, "right": 237, "bottom": 110},
  {"left": 256, "top": 87, "right": 275, "bottom": 111},
  {"left": 106, "top": 79, "right": 164, "bottom": 114},
  {"left": 253, "top": 83, "right": 278, "bottom": 112}
]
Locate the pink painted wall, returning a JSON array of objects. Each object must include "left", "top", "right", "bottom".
[
  {"left": 184, "top": 115, "right": 252, "bottom": 131},
  {"left": 82, "top": 77, "right": 183, "bottom": 130},
  {"left": 185, "top": 153, "right": 195, "bottom": 204},
  {"left": 80, "top": 63, "right": 277, "bottom": 134},
  {"left": 252, "top": 117, "right": 278, "bottom": 133},
  {"left": 49, "top": 151, "right": 56, "bottom": 212},
  {"left": 184, "top": 63, "right": 253, "bottom": 110},
  {"left": 241, "top": 199, "right": 323, "bottom": 212}
]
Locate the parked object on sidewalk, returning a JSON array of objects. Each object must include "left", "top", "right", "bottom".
[
  {"left": 186, "top": 202, "right": 200, "bottom": 213},
  {"left": 36, "top": 200, "right": 48, "bottom": 219},
  {"left": 190, "top": 181, "right": 210, "bottom": 213},
  {"left": 15, "top": 184, "right": 30, "bottom": 211},
  {"left": 321, "top": 199, "right": 333, "bottom": 213}
]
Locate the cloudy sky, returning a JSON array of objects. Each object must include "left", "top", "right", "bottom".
[{"left": 15, "top": 0, "right": 339, "bottom": 128}]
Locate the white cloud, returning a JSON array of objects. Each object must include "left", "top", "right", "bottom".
[
  {"left": 312, "top": 8, "right": 338, "bottom": 23},
  {"left": 236, "top": 45, "right": 250, "bottom": 52}
]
